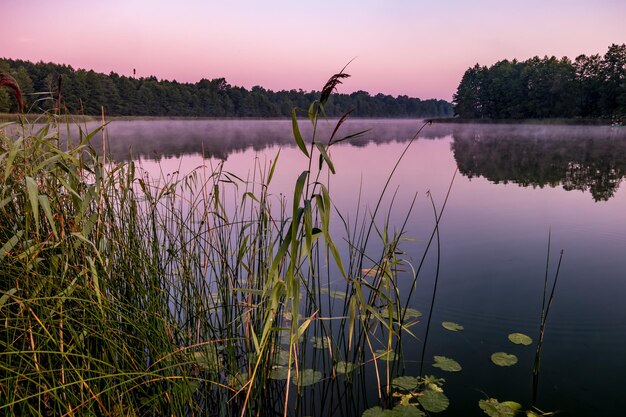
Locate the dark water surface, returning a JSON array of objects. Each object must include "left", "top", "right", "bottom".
[{"left": 100, "top": 119, "right": 626, "bottom": 416}]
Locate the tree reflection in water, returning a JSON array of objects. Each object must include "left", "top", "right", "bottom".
[{"left": 450, "top": 124, "right": 626, "bottom": 201}]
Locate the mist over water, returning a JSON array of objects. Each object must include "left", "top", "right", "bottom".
[
  {"left": 79, "top": 119, "right": 451, "bottom": 161},
  {"left": 84, "top": 119, "right": 626, "bottom": 203}
]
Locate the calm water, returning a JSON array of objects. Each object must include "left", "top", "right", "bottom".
[{"left": 99, "top": 119, "right": 626, "bottom": 416}]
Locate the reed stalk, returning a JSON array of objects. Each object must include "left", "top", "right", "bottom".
[{"left": 0, "top": 72, "right": 438, "bottom": 417}]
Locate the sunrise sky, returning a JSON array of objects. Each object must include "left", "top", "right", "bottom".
[{"left": 1, "top": 0, "right": 625, "bottom": 100}]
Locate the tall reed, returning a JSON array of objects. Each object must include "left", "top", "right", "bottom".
[{"left": 0, "top": 72, "right": 435, "bottom": 416}]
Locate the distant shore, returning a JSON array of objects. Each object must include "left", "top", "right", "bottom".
[
  {"left": 2, "top": 113, "right": 620, "bottom": 127},
  {"left": 430, "top": 117, "right": 617, "bottom": 126}
]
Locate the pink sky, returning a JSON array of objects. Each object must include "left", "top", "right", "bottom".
[{"left": 1, "top": 0, "right": 625, "bottom": 101}]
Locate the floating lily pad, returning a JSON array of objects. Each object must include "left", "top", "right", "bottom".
[
  {"left": 403, "top": 308, "right": 422, "bottom": 319},
  {"left": 269, "top": 366, "right": 290, "bottom": 380},
  {"left": 310, "top": 336, "right": 330, "bottom": 349},
  {"left": 279, "top": 330, "right": 302, "bottom": 345},
  {"left": 391, "top": 405, "right": 426, "bottom": 417},
  {"left": 508, "top": 332, "right": 533, "bottom": 346},
  {"left": 320, "top": 287, "right": 347, "bottom": 300},
  {"left": 335, "top": 361, "right": 356, "bottom": 374},
  {"left": 380, "top": 308, "right": 422, "bottom": 321},
  {"left": 361, "top": 405, "right": 425, "bottom": 417},
  {"left": 192, "top": 351, "right": 220, "bottom": 369},
  {"left": 276, "top": 349, "right": 292, "bottom": 365},
  {"left": 478, "top": 398, "right": 522, "bottom": 417},
  {"left": 491, "top": 352, "right": 518, "bottom": 367},
  {"left": 292, "top": 369, "right": 322, "bottom": 387},
  {"left": 432, "top": 356, "right": 462, "bottom": 372},
  {"left": 362, "top": 406, "right": 385, "bottom": 417},
  {"left": 374, "top": 349, "right": 399, "bottom": 361},
  {"left": 227, "top": 372, "right": 248, "bottom": 390},
  {"left": 441, "top": 321, "right": 464, "bottom": 331},
  {"left": 392, "top": 376, "right": 419, "bottom": 391},
  {"left": 329, "top": 289, "right": 347, "bottom": 299},
  {"left": 419, "top": 390, "right": 449, "bottom": 413}
]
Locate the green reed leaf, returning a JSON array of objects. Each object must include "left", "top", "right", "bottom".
[
  {"left": 267, "top": 148, "right": 280, "bottom": 184},
  {"left": 25, "top": 176, "right": 40, "bottom": 233},
  {"left": 38, "top": 194, "right": 57, "bottom": 239},
  {"left": 4, "top": 137, "right": 23, "bottom": 180},
  {"left": 291, "top": 108, "right": 309, "bottom": 157},
  {"left": 0, "top": 231, "right": 23, "bottom": 261},
  {"left": 0, "top": 288, "right": 18, "bottom": 309},
  {"left": 316, "top": 142, "right": 335, "bottom": 174}
]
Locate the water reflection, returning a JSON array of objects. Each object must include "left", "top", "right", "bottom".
[
  {"left": 451, "top": 124, "right": 626, "bottom": 201},
  {"left": 93, "top": 120, "right": 626, "bottom": 202}
]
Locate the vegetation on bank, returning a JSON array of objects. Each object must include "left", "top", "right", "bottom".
[
  {"left": 0, "top": 58, "right": 452, "bottom": 118},
  {"left": 0, "top": 70, "right": 452, "bottom": 417},
  {"left": 453, "top": 43, "right": 626, "bottom": 120}
]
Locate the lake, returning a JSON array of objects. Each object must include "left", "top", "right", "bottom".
[{"left": 95, "top": 119, "right": 626, "bottom": 416}]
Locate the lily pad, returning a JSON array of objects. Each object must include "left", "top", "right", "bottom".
[
  {"left": 403, "top": 308, "right": 422, "bottom": 319},
  {"left": 280, "top": 332, "right": 304, "bottom": 345},
  {"left": 269, "top": 366, "right": 290, "bottom": 380},
  {"left": 292, "top": 369, "right": 322, "bottom": 387},
  {"left": 478, "top": 398, "right": 522, "bottom": 417},
  {"left": 419, "top": 390, "right": 449, "bottom": 413},
  {"left": 374, "top": 349, "right": 399, "bottom": 361},
  {"left": 441, "top": 321, "right": 464, "bottom": 331},
  {"left": 335, "top": 361, "right": 356, "bottom": 374},
  {"left": 491, "top": 352, "right": 518, "bottom": 367},
  {"left": 227, "top": 372, "right": 248, "bottom": 390},
  {"left": 362, "top": 407, "right": 386, "bottom": 417},
  {"left": 432, "top": 356, "right": 462, "bottom": 372},
  {"left": 320, "top": 287, "right": 347, "bottom": 300},
  {"left": 392, "top": 376, "right": 419, "bottom": 391},
  {"left": 391, "top": 405, "right": 426, "bottom": 417},
  {"left": 192, "top": 351, "right": 220, "bottom": 370},
  {"left": 329, "top": 289, "right": 347, "bottom": 299},
  {"left": 508, "top": 332, "right": 533, "bottom": 346},
  {"left": 276, "top": 349, "right": 292, "bottom": 365},
  {"left": 362, "top": 405, "right": 425, "bottom": 417},
  {"left": 310, "top": 336, "right": 330, "bottom": 349},
  {"left": 380, "top": 308, "right": 422, "bottom": 321}
]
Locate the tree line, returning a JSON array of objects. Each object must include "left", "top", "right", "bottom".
[
  {"left": 0, "top": 58, "right": 452, "bottom": 118},
  {"left": 453, "top": 43, "right": 626, "bottom": 120}
]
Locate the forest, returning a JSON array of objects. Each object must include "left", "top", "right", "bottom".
[
  {"left": 453, "top": 43, "right": 626, "bottom": 120},
  {"left": 0, "top": 58, "right": 452, "bottom": 118}
]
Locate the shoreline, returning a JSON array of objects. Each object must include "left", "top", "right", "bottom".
[
  {"left": 430, "top": 117, "right": 617, "bottom": 126},
  {"left": 2, "top": 112, "right": 621, "bottom": 127}
]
